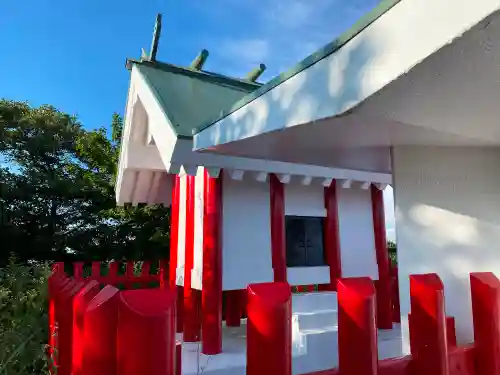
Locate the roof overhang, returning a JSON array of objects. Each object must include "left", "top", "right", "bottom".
[{"left": 193, "top": 0, "right": 500, "bottom": 171}]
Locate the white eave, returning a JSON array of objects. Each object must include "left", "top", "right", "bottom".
[{"left": 193, "top": 0, "right": 500, "bottom": 165}]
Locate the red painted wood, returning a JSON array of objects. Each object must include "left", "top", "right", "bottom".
[
  {"left": 202, "top": 170, "right": 223, "bottom": 354},
  {"left": 57, "top": 280, "right": 85, "bottom": 375},
  {"left": 183, "top": 175, "right": 201, "bottom": 341},
  {"left": 446, "top": 317, "right": 457, "bottom": 348},
  {"left": 448, "top": 345, "right": 475, "bottom": 375},
  {"left": 270, "top": 174, "right": 287, "bottom": 282},
  {"left": 391, "top": 266, "right": 401, "bottom": 323},
  {"left": 247, "top": 282, "right": 292, "bottom": 375},
  {"left": 337, "top": 277, "right": 378, "bottom": 375},
  {"left": 73, "top": 262, "right": 84, "bottom": 280},
  {"left": 117, "top": 289, "right": 176, "bottom": 375},
  {"left": 176, "top": 342, "right": 182, "bottom": 375},
  {"left": 371, "top": 185, "right": 393, "bottom": 329},
  {"left": 48, "top": 274, "right": 69, "bottom": 373},
  {"left": 169, "top": 175, "right": 180, "bottom": 288},
  {"left": 409, "top": 273, "right": 449, "bottom": 375},
  {"left": 82, "top": 285, "right": 120, "bottom": 375},
  {"left": 225, "top": 290, "right": 243, "bottom": 327},
  {"left": 470, "top": 272, "right": 500, "bottom": 375},
  {"left": 324, "top": 181, "right": 342, "bottom": 291},
  {"left": 72, "top": 280, "right": 100, "bottom": 375}
]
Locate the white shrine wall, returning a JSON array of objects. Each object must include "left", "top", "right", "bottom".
[
  {"left": 392, "top": 146, "right": 500, "bottom": 354},
  {"left": 284, "top": 182, "right": 330, "bottom": 286},
  {"left": 191, "top": 167, "right": 205, "bottom": 290},
  {"left": 222, "top": 173, "right": 274, "bottom": 290},
  {"left": 337, "top": 186, "right": 379, "bottom": 280}
]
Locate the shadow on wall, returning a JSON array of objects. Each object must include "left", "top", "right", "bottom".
[
  {"left": 208, "top": 32, "right": 377, "bottom": 147},
  {"left": 393, "top": 146, "right": 500, "bottom": 345}
]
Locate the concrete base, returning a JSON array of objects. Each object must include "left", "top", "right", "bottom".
[{"left": 181, "top": 292, "right": 403, "bottom": 375}]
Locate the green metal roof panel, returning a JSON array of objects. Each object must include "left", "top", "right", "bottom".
[
  {"left": 136, "top": 63, "right": 260, "bottom": 137},
  {"left": 193, "top": 0, "right": 402, "bottom": 135}
]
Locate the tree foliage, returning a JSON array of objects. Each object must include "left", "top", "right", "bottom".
[{"left": 0, "top": 99, "right": 170, "bottom": 264}]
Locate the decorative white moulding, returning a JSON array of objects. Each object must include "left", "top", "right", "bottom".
[
  {"left": 300, "top": 176, "right": 313, "bottom": 186},
  {"left": 360, "top": 181, "right": 371, "bottom": 190},
  {"left": 340, "top": 179, "right": 352, "bottom": 189},
  {"left": 181, "top": 165, "right": 198, "bottom": 176},
  {"left": 277, "top": 174, "right": 291, "bottom": 184},
  {"left": 205, "top": 167, "right": 221, "bottom": 178},
  {"left": 254, "top": 171, "right": 268, "bottom": 182},
  {"left": 322, "top": 178, "right": 333, "bottom": 187},
  {"left": 230, "top": 169, "right": 245, "bottom": 181}
]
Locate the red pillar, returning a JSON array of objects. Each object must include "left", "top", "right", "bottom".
[
  {"left": 470, "top": 272, "right": 500, "bottom": 375},
  {"left": 337, "top": 277, "right": 378, "bottom": 375},
  {"left": 322, "top": 180, "right": 342, "bottom": 291},
  {"left": 270, "top": 174, "right": 286, "bottom": 283},
  {"left": 117, "top": 289, "right": 177, "bottom": 375},
  {"left": 169, "top": 175, "right": 183, "bottom": 333},
  {"left": 247, "top": 282, "right": 291, "bottom": 375},
  {"left": 184, "top": 174, "right": 201, "bottom": 341},
  {"left": 371, "top": 185, "right": 393, "bottom": 329},
  {"left": 409, "top": 273, "right": 449, "bottom": 375},
  {"left": 202, "top": 169, "right": 223, "bottom": 354},
  {"left": 225, "top": 290, "right": 244, "bottom": 327},
  {"left": 82, "top": 285, "right": 120, "bottom": 375}
]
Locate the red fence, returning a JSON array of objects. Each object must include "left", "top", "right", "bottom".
[{"left": 50, "top": 262, "right": 498, "bottom": 375}]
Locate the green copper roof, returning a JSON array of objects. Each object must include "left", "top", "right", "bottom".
[
  {"left": 193, "top": 0, "right": 402, "bottom": 135},
  {"left": 131, "top": 60, "right": 261, "bottom": 138}
]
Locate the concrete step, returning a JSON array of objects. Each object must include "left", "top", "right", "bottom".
[
  {"left": 293, "top": 309, "right": 338, "bottom": 331},
  {"left": 292, "top": 291, "right": 338, "bottom": 314}
]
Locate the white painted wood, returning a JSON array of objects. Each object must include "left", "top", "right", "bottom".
[
  {"left": 222, "top": 174, "right": 274, "bottom": 290},
  {"left": 337, "top": 185, "right": 379, "bottom": 280},
  {"left": 192, "top": 167, "right": 205, "bottom": 290},
  {"left": 287, "top": 266, "right": 330, "bottom": 286},
  {"left": 285, "top": 182, "right": 326, "bottom": 217}
]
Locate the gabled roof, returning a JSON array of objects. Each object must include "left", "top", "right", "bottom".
[
  {"left": 192, "top": 0, "right": 402, "bottom": 135},
  {"left": 127, "top": 59, "right": 262, "bottom": 138}
]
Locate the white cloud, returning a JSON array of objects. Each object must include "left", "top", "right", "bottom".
[
  {"left": 384, "top": 186, "right": 396, "bottom": 242},
  {"left": 220, "top": 39, "right": 270, "bottom": 65}
]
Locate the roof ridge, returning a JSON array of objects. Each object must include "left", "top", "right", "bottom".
[{"left": 126, "top": 58, "right": 262, "bottom": 92}]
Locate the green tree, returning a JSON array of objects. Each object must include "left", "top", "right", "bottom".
[{"left": 0, "top": 99, "right": 170, "bottom": 263}]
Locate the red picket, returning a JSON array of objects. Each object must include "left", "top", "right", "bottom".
[
  {"left": 409, "top": 273, "right": 449, "bottom": 375},
  {"left": 57, "top": 280, "right": 85, "bottom": 375},
  {"left": 470, "top": 272, "right": 500, "bottom": 375},
  {"left": 247, "top": 282, "right": 292, "bottom": 375},
  {"left": 73, "top": 262, "right": 84, "bottom": 280},
  {"left": 82, "top": 285, "right": 120, "bottom": 375},
  {"left": 91, "top": 262, "right": 101, "bottom": 283},
  {"left": 48, "top": 274, "right": 70, "bottom": 373},
  {"left": 337, "top": 277, "right": 378, "bottom": 375},
  {"left": 176, "top": 342, "right": 182, "bottom": 375},
  {"left": 117, "top": 288, "right": 177, "bottom": 375},
  {"left": 72, "top": 280, "right": 100, "bottom": 375}
]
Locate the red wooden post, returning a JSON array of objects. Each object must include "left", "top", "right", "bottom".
[
  {"left": 371, "top": 185, "right": 392, "bottom": 329},
  {"left": 117, "top": 288, "right": 177, "bottom": 375},
  {"left": 202, "top": 169, "right": 223, "bottom": 354},
  {"left": 72, "top": 280, "right": 100, "bottom": 375},
  {"left": 48, "top": 274, "right": 69, "bottom": 373},
  {"left": 108, "top": 261, "right": 119, "bottom": 285},
  {"left": 57, "top": 280, "right": 85, "bottom": 375},
  {"left": 337, "top": 277, "right": 378, "bottom": 375},
  {"left": 470, "top": 272, "right": 500, "bottom": 375},
  {"left": 184, "top": 175, "right": 201, "bottom": 341},
  {"left": 176, "top": 342, "right": 182, "bottom": 375},
  {"left": 391, "top": 266, "right": 401, "bottom": 323},
  {"left": 323, "top": 180, "right": 342, "bottom": 291},
  {"left": 82, "top": 285, "right": 120, "bottom": 375},
  {"left": 225, "top": 290, "right": 243, "bottom": 327},
  {"left": 73, "top": 262, "right": 84, "bottom": 280},
  {"left": 125, "top": 260, "right": 134, "bottom": 289},
  {"left": 270, "top": 174, "right": 287, "bottom": 282},
  {"left": 247, "top": 282, "right": 291, "bottom": 375},
  {"left": 409, "top": 273, "right": 449, "bottom": 375},
  {"left": 91, "top": 262, "right": 101, "bottom": 283}
]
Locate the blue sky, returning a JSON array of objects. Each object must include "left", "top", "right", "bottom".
[{"left": 0, "top": 0, "right": 395, "bottom": 239}]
